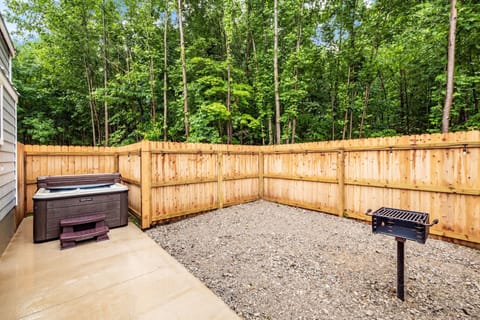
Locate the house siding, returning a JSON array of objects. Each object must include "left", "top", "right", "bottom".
[
  {"left": 0, "top": 207, "right": 14, "bottom": 254},
  {"left": 0, "top": 79, "right": 17, "bottom": 222},
  {"left": 0, "top": 14, "right": 17, "bottom": 256},
  {"left": 0, "top": 37, "right": 9, "bottom": 75}
]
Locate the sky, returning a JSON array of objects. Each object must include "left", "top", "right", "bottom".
[{"left": 0, "top": 0, "right": 18, "bottom": 37}]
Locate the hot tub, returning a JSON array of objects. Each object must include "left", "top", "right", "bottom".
[{"left": 33, "top": 173, "right": 129, "bottom": 243}]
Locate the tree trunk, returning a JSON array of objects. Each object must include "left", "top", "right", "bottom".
[
  {"left": 342, "top": 107, "right": 349, "bottom": 140},
  {"left": 268, "top": 117, "right": 273, "bottom": 145},
  {"left": 84, "top": 59, "right": 97, "bottom": 146},
  {"left": 379, "top": 72, "right": 389, "bottom": 127},
  {"left": 224, "top": 0, "right": 233, "bottom": 144},
  {"left": 149, "top": 52, "right": 156, "bottom": 122},
  {"left": 348, "top": 74, "right": 357, "bottom": 140},
  {"left": 251, "top": 30, "right": 265, "bottom": 145},
  {"left": 291, "top": 0, "right": 304, "bottom": 144},
  {"left": 342, "top": 66, "right": 351, "bottom": 140},
  {"left": 331, "top": 87, "right": 336, "bottom": 140},
  {"left": 404, "top": 70, "right": 410, "bottom": 134},
  {"left": 349, "top": 108, "right": 353, "bottom": 139},
  {"left": 359, "top": 82, "right": 370, "bottom": 138},
  {"left": 163, "top": 1, "right": 169, "bottom": 141},
  {"left": 244, "top": 1, "right": 252, "bottom": 80},
  {"left": 399, "top": 69, "right": 410, "bottom": 134},
  {"left": 80, "top": 2, "right": 98, "bottom": 146},
  {"left": 285, "top": 120, "right": 291, "bottom": 144},
  {"left": 469, "top": 52, "right": 479, "bottom": 114},
  {"left": 273, "top": 0, "right": 281, "bottom": 144},
  {"left": 442, "top": 0, "right": 457, "bottom": 133},
  {"left": 102, "top": 0, "right": 109, "bottom": 146},
  {"left": 330, "top": 69, "right": 338, "bottom": 141},
  {"left": 332, "top": 25, "right": 344, "bottom": 141},
  {"left": 226, "top": 56, "right": 232, "bottom": 143},
  {"left": 177, "top": 0, "right": 189, "bottom": 138},
  {"left": 148, "top": 0, "right": 156, "bottom": 123},
  {"left": 472, "top": 82, "right": 479, "bottom": 114}
]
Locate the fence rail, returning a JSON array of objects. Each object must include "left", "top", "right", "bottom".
[{"left": 16, "top": 130, "right": 480, "bottom": 246}]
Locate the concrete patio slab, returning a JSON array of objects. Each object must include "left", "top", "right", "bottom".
[{"left": 0, "top": 217, "right": 239, "bottom": 320}]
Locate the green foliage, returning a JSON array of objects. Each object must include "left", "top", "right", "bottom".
[
  {"left": 5, "top": 0, "right": 480, "bottom": 145},
  {"left": 141, "top": 120, "right": 165, "bottom": 142},
  {"left": 22, "top": 114, "right": 57, "bottom": 144},
  {"left": 189, "top": 103, "right": 230, "bottom": 143}
]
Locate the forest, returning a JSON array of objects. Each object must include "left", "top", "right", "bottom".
[{"left": 4, "top": 0, "right": 480, "bottom": 146}]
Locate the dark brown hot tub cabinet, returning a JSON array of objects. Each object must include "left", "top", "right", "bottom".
[{"left": 33, "top": 173, "right": 129, "bottom": 243}]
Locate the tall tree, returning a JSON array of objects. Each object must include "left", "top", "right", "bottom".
[
  {"left": 177, "top": 0, "right": 189, "bottom": 138},
  {"left": 290, "top": 0, "right": 304, "bottom": 144},
  {"left": 102, "top": 0, "right": 109, "bottom": 146},
  {"left": 273, "top": 0, "right": 281, "bottom": 144},
  {"left": 163, "top": 0, "right": 169, "bottom": 141},
  {"left": 80, "top": 1, "right": 99, "bottom": 145},
  {"left": 442, "top": 0, "right": 457, "bottom": 133},
  {"left": 224, "top": 0, "right": 234, "bottom": 143},
  {"left": 147, "top": 0, "right": 158, "bottom": 124}
]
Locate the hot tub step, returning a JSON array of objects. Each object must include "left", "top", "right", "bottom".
[
  {"left": 60, "top": 225, "right": 109, "bottom": 241},
  {"left": 60, "top": 214, "right": 109, "bottom": 249}
]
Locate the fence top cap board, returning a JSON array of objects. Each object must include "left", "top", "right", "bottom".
[{"left": 263, "top": 130, "right": 480, "bottom": 152}]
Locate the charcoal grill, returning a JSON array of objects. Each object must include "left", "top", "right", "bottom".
[{"left": 366, "top": 207, "right": 438, "bottom": 301}]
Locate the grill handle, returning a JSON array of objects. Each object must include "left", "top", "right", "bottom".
[
  {"left": 365, "top": 209, "right": 373, "bottom": 216},
  {"left": 424, "top": 219, "right": 439, "bottom": 227}
]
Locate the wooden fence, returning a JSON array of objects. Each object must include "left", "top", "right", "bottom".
[
  {"left": 16, "top": 130, "right": 480, "bottom": 246},
  {"left": 20, "top": 145, "right": 118, "bottom": 215},
  {"left": 116, "top": 141, "right": 261, "bottom": 228},
  {"left": 263, "top": 131, "right": 480, "bottom": 245}
]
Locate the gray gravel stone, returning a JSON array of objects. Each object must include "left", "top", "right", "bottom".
[{"left": 146, "top": 200, "right": 480, "bottom": 320}]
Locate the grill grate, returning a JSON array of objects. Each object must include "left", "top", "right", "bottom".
[{"left": 374, "top": 207, "right": 429, "bottom": 224}]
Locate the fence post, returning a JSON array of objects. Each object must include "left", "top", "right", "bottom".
[
  {"left": 113, "top": 153, "right": 119, "bottom": 173},
  {"left": 337, "top": 149, "right": 345, "bottom": 217},
  {"left": 217, "top": 152, "right": 224, "bottom": 208},
  {"left": 140, "top": 140, "right": 152, "bottom": 229},
  {"left": 23, "top": 146, "right": 28, "bottom": 217},
  {"left": 258, "top": 151, "right": 264, "bottom": 198},
  {"left": 16, "top": 143, "right": 25, "bottom": 228}
]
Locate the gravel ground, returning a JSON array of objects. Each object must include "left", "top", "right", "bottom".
[{"left": 147, "top": 200, "right": 480, "bottom": 320}]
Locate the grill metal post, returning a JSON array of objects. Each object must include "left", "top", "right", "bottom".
[{"left": 396, "top": 237, "right": 406, "bottom": 301}]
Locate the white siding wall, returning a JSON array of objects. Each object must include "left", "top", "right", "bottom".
[
  {"left": 0, "top": 81, "right": 17, "bottom": 221},
  {"left": 0, "top": 37, "right": 9, "bottom": 76},
  {"left": 0, "top": 16, "right": 17, "bottom": 222}
]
